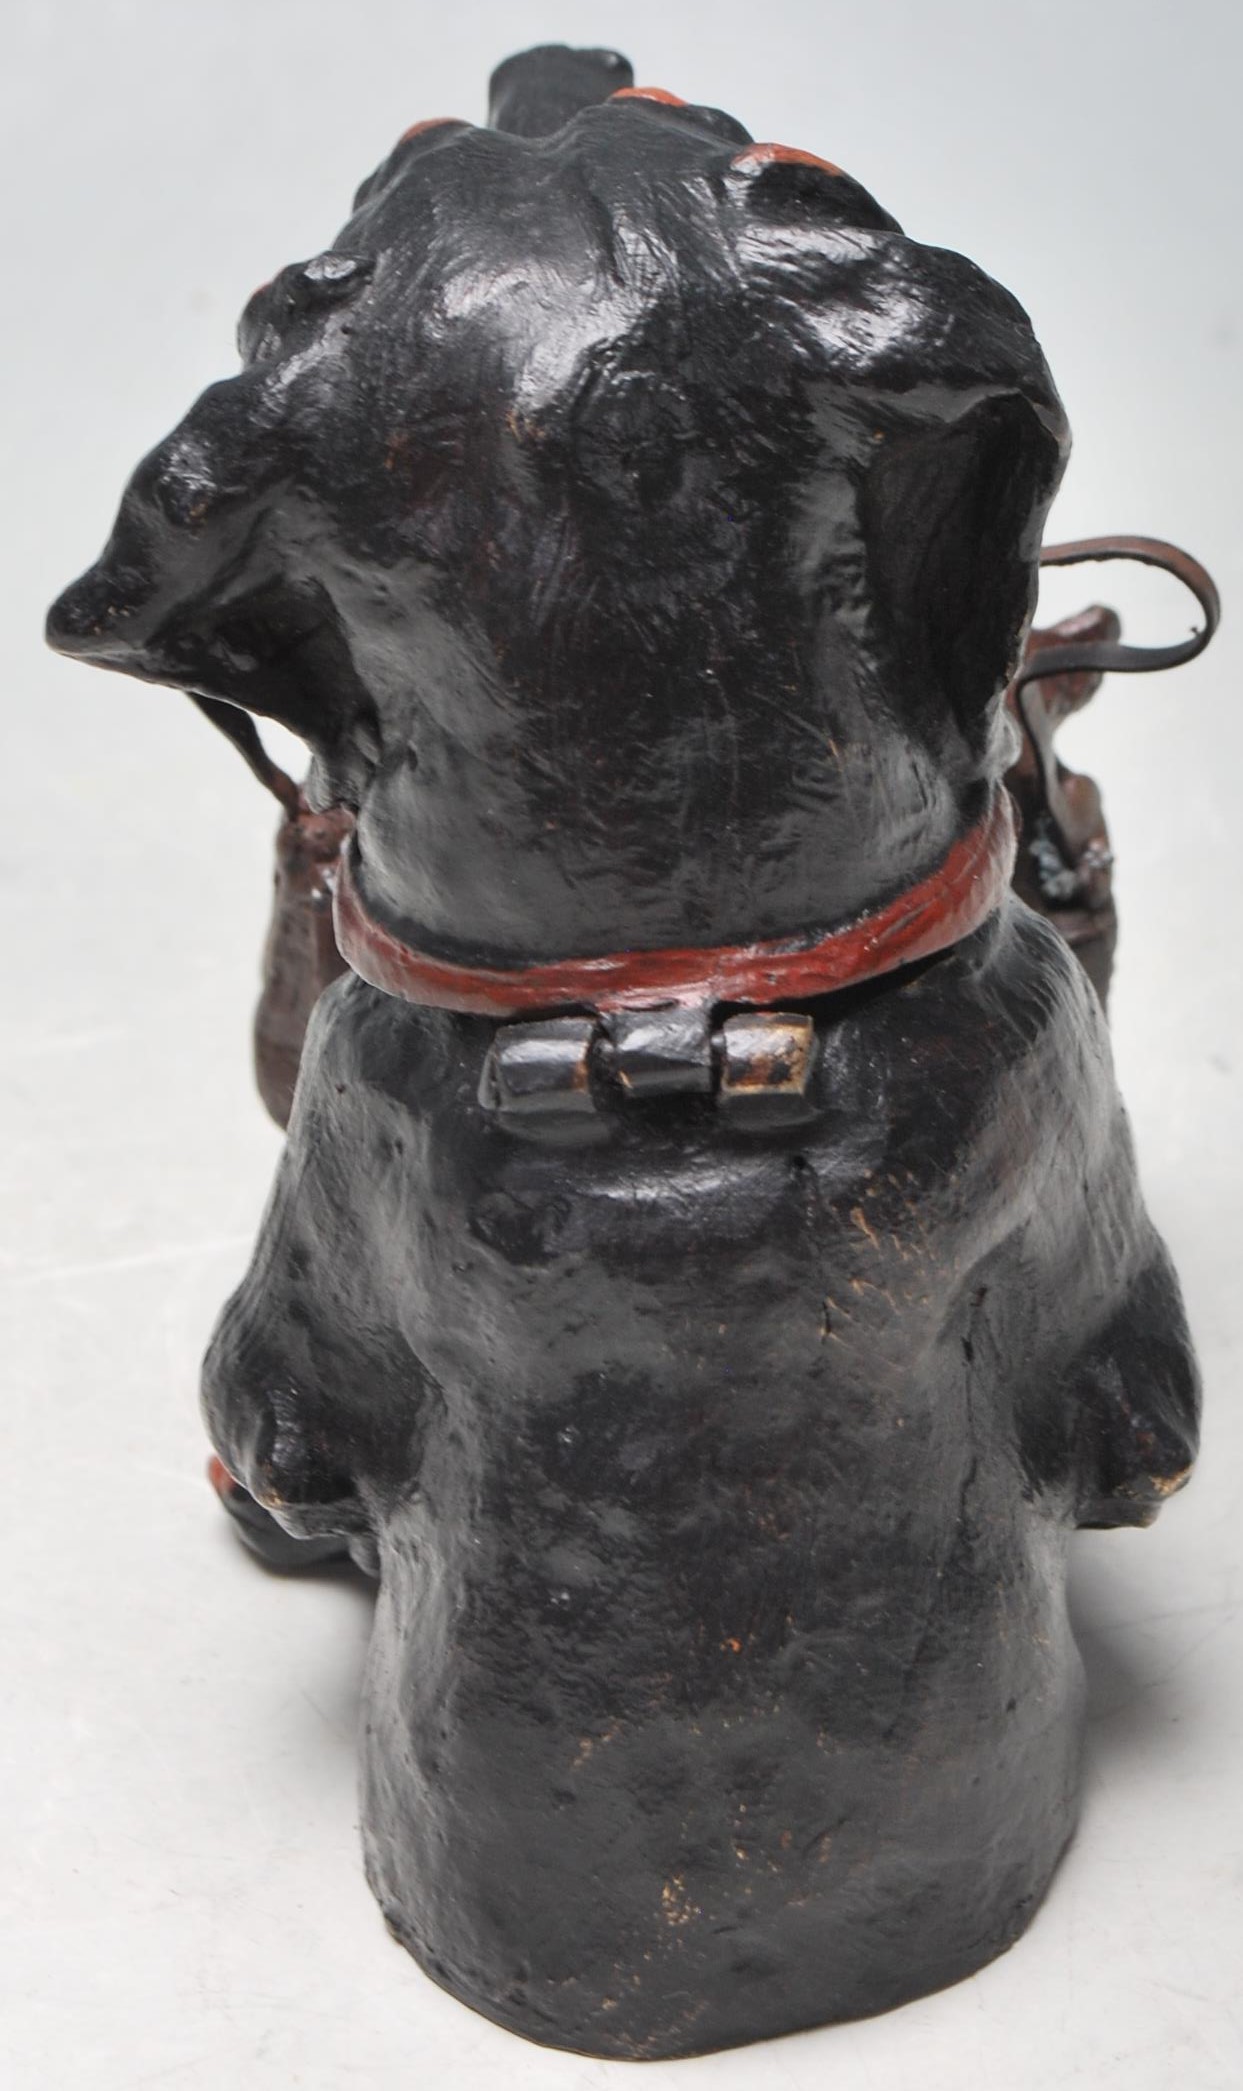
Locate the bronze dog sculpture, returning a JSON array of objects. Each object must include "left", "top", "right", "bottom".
[{"left": 48, "top": 44, "right": 1215, "bottom": 2062}]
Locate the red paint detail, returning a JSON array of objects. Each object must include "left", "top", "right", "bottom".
[
  {"left": 398, "top": 117, "right": 463, "bottom": 144},
  {"left": 609, "top": 87, "right": 689, "bottom": 107},
  {"left": 333, "top": 789, "right": 1017, "bottom": 1019},
  {"left": 207, "top": 1453, "right": 240, "bottom": 1500},
  {"left": 733, "top": 142, "right": 845, "bottom": 178}
]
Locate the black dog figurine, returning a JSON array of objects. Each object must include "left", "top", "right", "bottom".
[{"left": 49, "top": 45, "right": 1213, "bottom": 2062}]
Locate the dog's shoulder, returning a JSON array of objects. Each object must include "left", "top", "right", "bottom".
[{"left": 841, "top": 897, "right": 1198, "bottom": 1521}]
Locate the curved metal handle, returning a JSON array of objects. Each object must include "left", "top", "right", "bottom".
[
  {"left": 1014, "top": 535, "right": 1220, "bottom": 689},
  {"left": 1010, "top": 534, "right": 1220, "bottom": 879}
]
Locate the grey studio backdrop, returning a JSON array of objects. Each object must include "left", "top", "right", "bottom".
[{"left": 3, "top": 3, "right": 1240, "bottom": 2087}]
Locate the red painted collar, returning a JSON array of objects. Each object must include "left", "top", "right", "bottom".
[{"left": 333, "top": 787, "right": 1016, "bottom": 1018}]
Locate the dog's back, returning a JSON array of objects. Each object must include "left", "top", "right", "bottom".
[{"left": 201, "top": 896, "right": 1195, "bottom": 2056}]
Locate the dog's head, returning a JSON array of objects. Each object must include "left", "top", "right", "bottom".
[{"left": 48, "top": 46, "right": 1068, "bottom": 962}]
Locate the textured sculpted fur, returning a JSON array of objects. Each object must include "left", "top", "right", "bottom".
[
  {"left": 196, "top": 909, "right": 1194, "bottom": 2057},
  {"left": 49, "top": 45, "right": 1198, "bottom": 2061}
]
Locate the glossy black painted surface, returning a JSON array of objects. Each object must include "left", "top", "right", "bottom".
[
  {"left": 204, "top": 911, "right": 1194, "bottom": 2057},
  {"left": 48, "top": 44, "right": 1199, "bottom": 2061},
  {"left": 49, "top": 49, "right": 1065, "bottom": 969}
]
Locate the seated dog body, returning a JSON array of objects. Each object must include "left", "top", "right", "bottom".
[
  {"left": 49, "top": 47, "right": 1199, "bottom": 2061},
  {"left": 201, "top": 917, "right": 1192, "bottom": 2058}
]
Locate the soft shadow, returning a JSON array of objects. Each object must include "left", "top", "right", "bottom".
[
  {"left": 296, "top": 1558, "right": 379, "bottom": 1745},
  {"left": 1067, "top": 1539, "right": 1183, "bottom": 1773},
  {"left": 213, "top": 1514, "right": 379, "bottom": 1744}
]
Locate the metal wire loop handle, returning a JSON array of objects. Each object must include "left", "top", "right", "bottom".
[
  {"left": 1015, "top": 535, "right": 1220, "bottom": 689},
  {"left": 1012, "top": 535, "right": 1219, "bottom": 868}
]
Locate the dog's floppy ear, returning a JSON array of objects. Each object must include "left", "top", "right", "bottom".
[
  {"left": 848, "top": 238, "right": 1069, "bottom": 740},
  {"left": 488, "top": 45, "right": 634, "bottom": 137},
  {"left": 861, "top": 388, "right": 1066, "bottom": 749},
  {"left": 734, "top": 155, "right": 1070, "bottom": 750}
]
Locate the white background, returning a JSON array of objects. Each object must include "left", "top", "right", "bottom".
[{"left": 3, "top": 2, "right": 1240, "bottom": 2085}]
